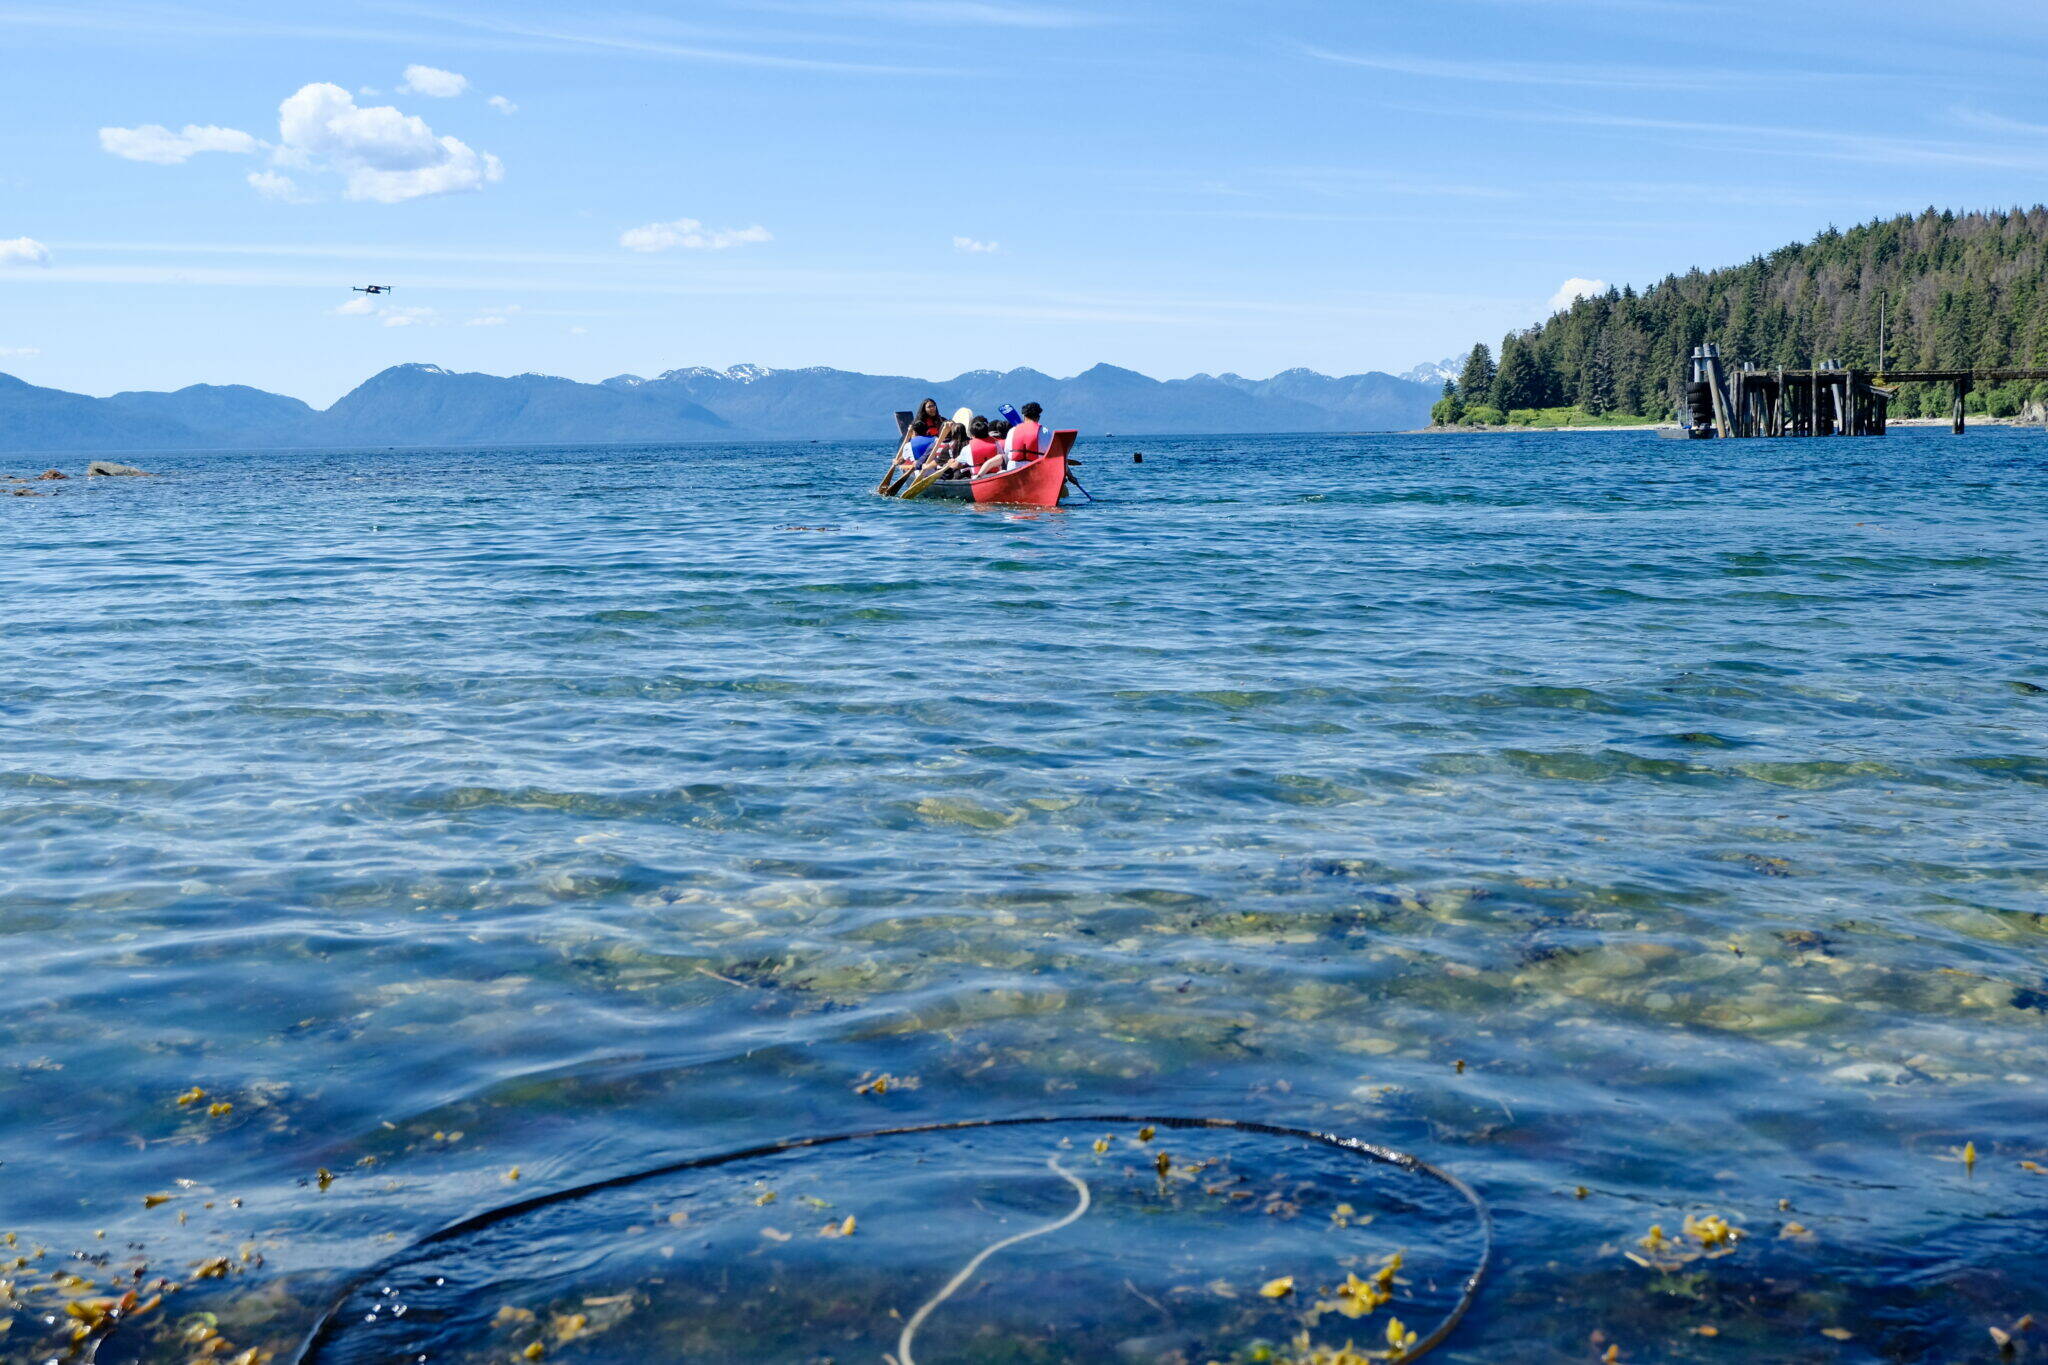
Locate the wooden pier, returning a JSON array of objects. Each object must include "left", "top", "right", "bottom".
[{"left": 1682, "top": 343, "right": 2048, "bottom": 437}]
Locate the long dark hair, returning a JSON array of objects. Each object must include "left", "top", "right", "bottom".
[{"left": 915, "top": 398, "right": 941, "bottom": 434}]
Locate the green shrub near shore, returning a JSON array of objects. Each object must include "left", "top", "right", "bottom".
[{"left": 1436, "top": 404, "right": 1658, "bottom": 429}]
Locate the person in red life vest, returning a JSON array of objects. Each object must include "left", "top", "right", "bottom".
[
  {"left": 910, "top": 398, "right": 943, "bottom": 437},
  {"left": 1004, "top": 402, "right": 1046, "bottom": 463},
  {"left": 965, "top": 415, "right": 1005, "bottom": 477}
]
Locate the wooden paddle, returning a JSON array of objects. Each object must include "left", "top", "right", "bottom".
[
  {"left": 899, "top": 407, "right": 977, "bottom": 501},
  {"left": 896, "top": 444, "right": 955, "bottom": 501},
  {"left": 874, "top": 410, "right": 914, "bottom": 495}
]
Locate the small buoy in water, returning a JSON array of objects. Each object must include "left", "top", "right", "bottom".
[{"left": 1132, "top": 452, "right": 1144, "bottom": 463}]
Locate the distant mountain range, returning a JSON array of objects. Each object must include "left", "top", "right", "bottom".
[
  {"left": 1400, "top": 356, "right": 1461, "bottom": 386},
  {"left": 0, "top": 361, "right": 1437, "bottom": 454}
]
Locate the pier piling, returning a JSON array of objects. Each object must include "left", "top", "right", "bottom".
[{"left": 1682, "top": 345, "right": 2048, "bottom": 437}]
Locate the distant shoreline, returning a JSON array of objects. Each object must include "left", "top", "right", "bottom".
[
  {"left": 1415, "top": 415, "right": 2044, "bottom": 435},
  {"left": 1411, "top": 422, "right": 1677, "bottom": 434}
]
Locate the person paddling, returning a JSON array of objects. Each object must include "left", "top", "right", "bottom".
[
  {"left": 930, "top": 420, "right": 968, "bottom": 477},
  {"left": 965, "top": 415, "right": 1004, "bottom": 477},
  {"left": 887, "top": 399, "right": 946, "bottom": 483}
]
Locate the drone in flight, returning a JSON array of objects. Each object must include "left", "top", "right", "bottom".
[{"left": 352, "top": 284, "right": 393, "bottom": 295}]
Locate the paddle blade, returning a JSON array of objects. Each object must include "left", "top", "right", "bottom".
[{"left": 899, "top": 463, "right": 949, "bottom": 500}]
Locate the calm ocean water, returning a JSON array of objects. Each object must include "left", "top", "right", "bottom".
[{"left": 3, "top": 429, "right": 2044, "bottom": 1363}]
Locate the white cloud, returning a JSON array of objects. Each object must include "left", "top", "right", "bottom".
[
  {"left": 275, "top": 83, "right": 503, "bottom": 203},
  {"left": 0, "top": 237, "right": 51, "bottom": 267},
  {"left": 400, "top": 64, "right": 470, "bottom": 98},
  {"left": 466, "top": 314, "right": 508, "bottom": 326},
  {"left": 568, "top": 325, "right": 588, "bottom": 335},
  {"left": 619, "top": 217, "right": 772, "bottom": 252},
  {"left": 331, "top": 297, "right": 438, "bottom": 326},
  {"left": 247, "top": 169, "right": 312, "bottom": 202},
  {"left": 1548, "top": 276, "right": 1610, "bottom": 312},
  {"left": 99, "top": 123, "right": 259, "bottom": 165},
  {"left": 952, "top": 235, "right": 1001, "bottom": 254},
  {"left": 488, "top": 94, "right": 518, "bottom": 115},
  {"left": 0, "top": 346, "right": 40, "bottom": 358},
  {"left": 102, "top": 85, "right": 500, "bottom": 203}
]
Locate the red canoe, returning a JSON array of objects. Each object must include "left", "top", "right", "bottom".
[{"left": 916, "top": 430, "right": 1077, "bottom": 507}]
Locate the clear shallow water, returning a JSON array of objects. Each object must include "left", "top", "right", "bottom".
[{"left": 2, "top": 429, "right": 2044, "bottom": 1363}]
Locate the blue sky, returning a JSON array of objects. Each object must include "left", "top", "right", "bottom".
[{"left": 3, "top": 0, "right": 2047, "bottom": 404}]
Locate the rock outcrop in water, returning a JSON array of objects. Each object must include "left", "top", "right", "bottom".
[{"left": 85, "top": 460, "right": 150, "bottom": 476}]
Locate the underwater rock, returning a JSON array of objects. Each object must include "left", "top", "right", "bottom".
[
  {"left": 1829, "top": 1061, "right": 1910, "bottom": 1085},
  {"left": 87, "top": 460, "right": 151, "bottom": 476},
  {"left": 34, "top": 468, "right": 67, "bottom": 479},
  {"left": 1115, "top": 1331, "right": 1200, "bottom": 1363}
]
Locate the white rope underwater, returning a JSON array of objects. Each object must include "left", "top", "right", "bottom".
[
  {"left": 289, "top": 1116, "right": 1490, "bottom": 1365},
  {"left": 893, "top": 1154, "right": 1092, "bottom": 1365}
]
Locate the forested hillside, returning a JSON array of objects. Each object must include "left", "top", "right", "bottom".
[{"left": 1436, "top": 207, "right": 2048, "bottom": 424}]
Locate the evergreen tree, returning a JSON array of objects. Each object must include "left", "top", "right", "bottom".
[
  {"left": 1491, "top": 339, "right": 1544, "bottom": 411},
  {"left": 1457, "top": 344, "right": 1496, "bottom": 399},
  {"left": 1446, "top": 207, "right": 2048, "bottom": 418},
  {"left": 1578, "top": 337, "right": 1616, "bottom": 415},
  {"left": 1431, "top": 380, "right": 1464, "bottom": 426}
]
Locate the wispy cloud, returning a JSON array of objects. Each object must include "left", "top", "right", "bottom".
[
  {"left": 1439, "top": 0, "right": 1709, "bottom": 10},
  {"left": 403, "top": 8, "right": 917, "bottom": 74},
  {"left": 1, "top": 2, "right": 918, "bottom": 74},
  {"left": 952, "top": 236, "right": 1001, "bottom": 254},
  {"left": 1255, "top": 167, "right": 1522, "bottom": 201},
  {"left": 1948, "top": 106, "right": 2048, "bottom": 138},
  {"left": 1513, "top": 106, "right": 2048, "bottom": 171},
  {"left": 0, "top": 2, "right": 453, "bottom": 46},
  {"left": 399, "top": 63, "right": 470, "bottom": 97},
  {"left": 751, "top": 0, "right": 1101, "bottom": 27},
  {"left": 13, "top": 251, "right": 1523, "bottom": 335},
  {"left": 1305, "top": 46, "right": 1834, "bottom": 91},
  {"left": 620, "top": 218, "right": 774, "bottom": 252},
  {"left": 99, "top": 123, "right": 259, "bottom": 164},
  {"left": 247, "top": 169, "right": 312, "bottom": 202},
  {"left": 1379, "top": 98, "right": 2048, "bottom": 174}
]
